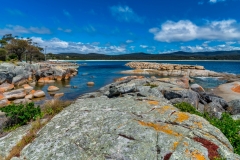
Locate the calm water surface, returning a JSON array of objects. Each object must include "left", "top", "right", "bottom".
[{"left": 33, "top": 60, "right": 240, "bottom": 104}]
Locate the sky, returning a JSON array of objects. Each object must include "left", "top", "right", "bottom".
[{"left": 1, "top": 0, "right": 240, "bottom": 54}]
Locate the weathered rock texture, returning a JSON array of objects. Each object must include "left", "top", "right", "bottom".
[{"left": 10, "top": 77, "right": 240, "bottom": 160}]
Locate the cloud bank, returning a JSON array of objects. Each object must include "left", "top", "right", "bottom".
[
  {"left": 149, "top": 19, "right": 240, "bottom": 42},
  {"left": 31, "top": 37, "right": 126, "bottom": 54}
]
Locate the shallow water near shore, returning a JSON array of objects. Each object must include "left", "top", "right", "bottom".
[{"left": 33, "top": 60, "right": 240, "bottom": 104}]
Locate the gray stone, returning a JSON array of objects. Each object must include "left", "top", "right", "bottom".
[
  {"left": 227, "top": 99, "right": 240, "bottom": 115},
  {"left": 0, "top": 124, "right": 31, "bottom": 158},
  {"left": 205, "top": 102, "right": 225, "bottom": 119}
]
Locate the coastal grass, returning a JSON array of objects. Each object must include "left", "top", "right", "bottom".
[
  {"left": 174, "top": 102, "right": 240, "bottom": 155},
  {"left": 144, "top": 82, "right": 158, "bottom": 88},
  {"left": 42, "top": 99, "right": 72, "bottom": 117},
  {"left": 4, "top": 99, "right": 72, "bottom": 159}
]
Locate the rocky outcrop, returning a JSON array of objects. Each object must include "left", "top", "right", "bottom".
[
  {"left": 12, "top": 80, "right": 239, "bottom": 159},
  {"left": 0, "top": 62, "right": 78, "bottom": 86},
  {"left": 122, "top": 62, "right": 236, "bottom": 78}
]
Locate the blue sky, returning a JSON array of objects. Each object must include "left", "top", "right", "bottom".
[{"left": 1, "top": 0, "right": 240, "bottom": 54}]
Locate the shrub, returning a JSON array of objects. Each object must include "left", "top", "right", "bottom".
[
  {"left": 174, "top": 102, "right": 240, "bottom": 155},
  {"left": 0, "top": 103, "right": 42, "bottom": 127},
  {"left": 42, "top": 99, "right": 72, "bottom": 117}
]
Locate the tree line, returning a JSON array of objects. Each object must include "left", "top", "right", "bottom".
[{"left": 0, "top": 34, "right": 45, "bottom": 63}]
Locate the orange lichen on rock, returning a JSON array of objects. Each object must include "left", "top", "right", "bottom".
[
  {"left": 194, "top": 122, "right": 203, "bottom": 129},
  {"left": 156, "top": 106, "right": 176, "bottom": 114},
  {"left": 138, "top": 121, "right": 181, "bottom": 137},
  {"left": 148, "top": 100, "right": 159, "bottom": 105},
  {"left": 172, "top": 141, "right": 179, "bottom": 150},
  {"left": 173, "top": 112, "right": 189, "bottom": 123},
  {"left": 185, "top": 149, "right": 206, "bottom": 160},
  {"left": 231, "top": 84, "right": 240, "bottom": 93},
  {"left": 0, "top": 94, "right": 5, "bottom": 100}
]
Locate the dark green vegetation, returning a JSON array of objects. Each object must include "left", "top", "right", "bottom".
[
  {"left": 174, "top": 102, "right": 240, "bottom": 155},
  {"left": 0, "top": 103, "right": 41, "bottom": 128},
  {"left": 0, "top": 34, "right": 45, "bottom": 62},
  {"left": 48, "top": 51, "right": 240, "bottom": 60}
]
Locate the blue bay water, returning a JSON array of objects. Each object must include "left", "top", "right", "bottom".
[{"left": 33, "top": 60, "right": 240, "bottom": 103}]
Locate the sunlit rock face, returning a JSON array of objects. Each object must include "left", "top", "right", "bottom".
[{"left": 12, "top": 77, "right": 239, "bottom": 160}]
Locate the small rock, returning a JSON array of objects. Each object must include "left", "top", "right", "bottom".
[
  {"left": 33, "top": 90, "right": 45, "bottom": 98},
  {"left": 0, "top": 83, "right": 14, "bottom": 92},
  {"left": 54, "top": 93, "right": 64, "bottom": 98},
  {"left": 47, "top": 86, "right": 60, "bottom": 92},
  {"left": 65, "top": 85, "right": 71, "bottom": 88},
  {"left": 191, "top": 83, "right": 205, "bottom": 93},
  {"left": 25, "top": 94, "right": 33, "bottom": 100},
  {"left": 13, "top": 98, "right": 32, "bottom": 104},
  {"left": 3, "top": 89, "right": 26, "bottom": 100},
  {"left": 227, "top": 99, "right": 240, "bottom": 115},
  {"left": 22, "top": 84, "right": 33, "bottom": 93},
  {"left": 87, "top": 82, "right": 94, "bottom": 86}
]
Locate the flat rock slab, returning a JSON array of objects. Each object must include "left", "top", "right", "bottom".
[
  {"left": 213, "top": 81, "right": 240, "bottom": 102},
  {"left": 15, "top": 96, "right": 239, "bottom": 159}
]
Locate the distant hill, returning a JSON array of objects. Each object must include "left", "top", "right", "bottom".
[{"left": 51, "top": 50, "right": 240, "bottom": 60}]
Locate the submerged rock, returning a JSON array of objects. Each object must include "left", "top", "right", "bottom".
[{"left": 47, "top": 86, "right": 60, "bottom": 92}]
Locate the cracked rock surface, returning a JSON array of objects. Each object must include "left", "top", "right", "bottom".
[{"left": 15, "top": 96, "right": 239, "bottom": 159}]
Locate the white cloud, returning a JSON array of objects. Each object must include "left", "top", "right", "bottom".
[
  {"left": 30, "top": 37, "right": 126, "bottom": 54},
  {"left": 149, "top": 19, "right": 240, "bottom": 42},
  {"left": 140, "top": 45, "right": 148, "bottom": 48},
  {"left": 126, "top": 40, "right": 133, "bottom": 43},
  {"left": 209, "top": 0, "right": 225, "bottom": 3},
  {"left": 0, "top": 25, "right": 51, "bottom": 36},
  {"left": 110, "top": 5, "right": 144, "bottom": 23}
]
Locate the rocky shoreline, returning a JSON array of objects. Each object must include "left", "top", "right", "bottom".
[
  {"left": 0, "top": 62, "right": 78, "bottom": 107},
  {"left": 122, "top": 62, "right": 240, "bottom": 81},
  {"left": 0, "top": 75, "right": 239, "bottom": 159},
  {"left": 0, "top": 61, "right": 240, "bottom": 159}
]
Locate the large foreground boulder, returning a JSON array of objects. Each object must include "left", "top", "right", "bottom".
[{"left": 13, "top": 95, "right": 239, "bottom": 159}]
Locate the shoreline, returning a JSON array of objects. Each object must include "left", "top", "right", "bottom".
[{"left": 48, "top": 59, "right": 240, "bottom": 62}]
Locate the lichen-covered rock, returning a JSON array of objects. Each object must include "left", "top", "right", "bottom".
[
  {"left": 0, "top": 124, "right": 31, "bottom": 158},
  {"left": 0, "top": 83, "right": 14, "bottom": 92},
  {"left": 47, "top": 86, "right": 59, "bottom": 92},
  {"left": 33, "top": 90, "right": 45, "bottom": 98},
  {"left": 3, "top": 89, "right": 26, "bottom": 100},
  {"left": 15, "top": 95, "right": 239, "bottom": 160}
]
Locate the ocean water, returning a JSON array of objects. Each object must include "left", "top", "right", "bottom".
[{"left": 33, "top": 60, "right": 240, "bottom": 103}]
